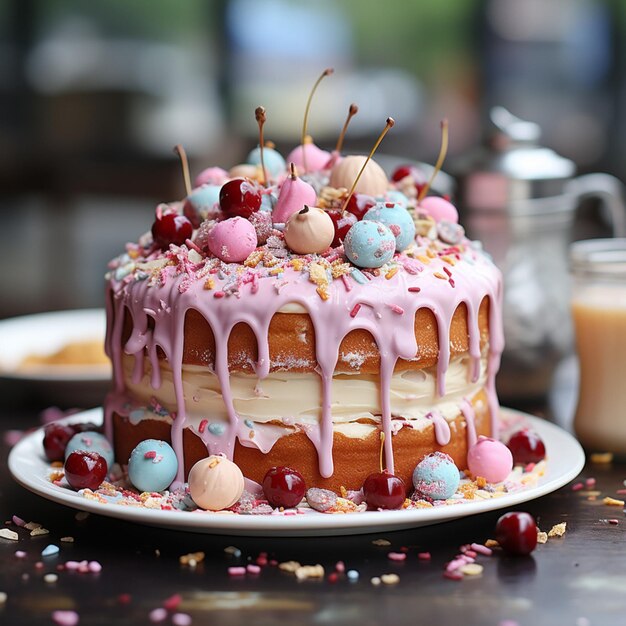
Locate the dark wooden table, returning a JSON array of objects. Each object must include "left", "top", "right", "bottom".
[{"left": 1, "top": 383, "right": 625, "bottom": 626}]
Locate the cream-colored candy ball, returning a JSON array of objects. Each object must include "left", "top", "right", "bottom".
[
  {"left": 329, "top": 155, "right": 388, "bottom": 197},
  {"left": 188, "top": 455, "right": 244, "bottom": 511},
  {"left": 284, "top": 206, "right": 334, "bottom": 254},
  {"left": 228, "top": 163, "right": 262, "bottom": 181}
]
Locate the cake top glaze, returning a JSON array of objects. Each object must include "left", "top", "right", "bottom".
[{"left": 104, "top": 78, "right": 504, "bottom": 486}]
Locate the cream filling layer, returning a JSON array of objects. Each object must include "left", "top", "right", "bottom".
[{"left": 122, "top": 353, "right": 487, "bottom": 439}]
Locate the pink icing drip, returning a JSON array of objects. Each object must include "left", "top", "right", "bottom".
[
  {"left": 105, "top": 238, "right": 503, "bottom": 480},
  {"left": 426, "top": 411, "right": 451, "bottom": 446},
  {"left": 168, "top": 313, "right": 188, "bottom": 486},
  {"left": 486, "top": 280, "right": 505, "bottom": 440},
  {"left": 466, "top": 300, "right": 482, "bottom": 383},
  {"left": 460, "top": 397, "right": 478, "bottom": 449},
  {"left": 379, "top": 356, "right": 397, "bottom": 472}
]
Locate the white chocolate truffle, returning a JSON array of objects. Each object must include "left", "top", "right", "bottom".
[
  {"left": 284, "top": 206, "right": 334, "bottom": 255},
  {"left": 188, "top": 455, "right": 244, "bottom": 511},
  {"left": 329, "top": 155, "right": 388, "bottom": 197}
]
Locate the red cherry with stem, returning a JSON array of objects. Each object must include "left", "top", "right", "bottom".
[
  {"left": 43, "top": 423, "right": 76, "bottom": 462},
  {"left": 262, "top": 466, "right": 306, "bottom": 508},
  {"left": 151, "top": 212, "right": 193, "bottom": 250},
  {"left": 327, "top": 209, "right": 357, "bottom": 247},
  {"left": 345, "top": 194, "right": 376, "bottom": 221},
  {"left": 507, "top": 429, "right": 546, "bottom": 465},
  {"left": 495, "top": 511, "right": 538, "bottom": 556},
  {"left": 391, "top": 165, "right": 414, "bottom": 182},
  {"left": 219, "top": 178, "right": 262, "bottom": 219},
  {"left": 363, "top": 470, "right": 406, "bottom": 510},
  {"left": 64, "top": 451, "right": 108, "bottom": 491},
  {"left": 391, "top": 164, "right": 429, "bottom": 196}
]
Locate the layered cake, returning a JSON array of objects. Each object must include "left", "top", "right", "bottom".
[{"left": 104, "top": 97, "right": 504, "bottom": 497}]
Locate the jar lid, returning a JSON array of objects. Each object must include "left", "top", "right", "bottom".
[
  {"left": 455, "top": 108, "right": 574, "bottom": 181},
  {"left": 488, "top": 107, "right": 576, "bottom": 181},
  {"left": 570, "top": 238, "right": 626, "bottom": 277}
]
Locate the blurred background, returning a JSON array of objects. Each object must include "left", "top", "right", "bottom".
[
  {"left": 2, "top": 0, "right": 626, "bottom": 411},
  {"left": 1, "top": 0, "right": 624, "bottom": 317}
]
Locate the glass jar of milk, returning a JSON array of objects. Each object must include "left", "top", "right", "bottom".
[{"left": 570, "top": 239, "right": 626, "bottom": 453}]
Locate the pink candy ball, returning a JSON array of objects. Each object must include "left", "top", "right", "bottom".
[
  {"left": 419, "top": 196, "right": 459, "bottom": 223},
  {"left": 208, "top": 217, "right": 257, "bottom": 263},
  {"left": 466, "top": 436, "right": 513, "bottom": 483},
  {"left": 194, "top": 166, "right": 228, "bottom": 187}
]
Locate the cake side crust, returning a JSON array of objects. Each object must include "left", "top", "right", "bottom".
[{"left": 112, "top": 388, "right": 490, "bottom": 494}]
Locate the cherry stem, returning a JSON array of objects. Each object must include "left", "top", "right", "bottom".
[
  {"left": 289, "top": 162, "right": 298, "bottom": 180},
  {"left": 301, "top": 67, "right": 334, "bottom": 172},
  {"left": 341, "top": 117, "right": 395, "bottom": 213},
  {"left": 335, "top": 103, "right": 359, "bottom": 153},
  {"left": 173, "top": 144, "right": 192, "bottom": 197},
  {"left": 379, "top": 431, "right": 385, "bottom": 473},
  {"left": 417, "top": 119, "right": 449, "bottom": 203},
  {"left": 255, "top": 106, "right": 268, "bottom": 187}
]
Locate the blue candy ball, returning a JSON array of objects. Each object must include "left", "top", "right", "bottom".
[
  {"left": 260, "top": 188, "right": 278, "bottom": 212},
  {"left": 65, "top": 431, "right": 114, "bottom": 471},
  {"left": 364, "top": 203, "right": 416, "bottom": 252},
  {"left": 343, "top": 220, "right": 396, "bottom": 268},
  {"left": 128, "top": 439, "right": 178, "bottom": 493},
  {"left": 378, "top": 190, "right": 409, "bottom": 208},
  {"left": 187, "top": 184, "right": 220, "bottom": 210},
  {"left": 247, "top": 146, "right": 286, "bottom": 178},
  {"left": 412, "top": 451, "right": 460, "bottom": 500}
]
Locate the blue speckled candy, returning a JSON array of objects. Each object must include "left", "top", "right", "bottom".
[
  {"left": 379, "top": 190, "right": 409, "bottom": 208},
  {"left": 247, "top": 146, "right": 286, "bottom": 178},
  {"left": 343, "top": 220, "right": 396, "bottom": 268},
  {"left": 65, "top": 431, "right": 114, "bottom": 471},
  {"left": 412, "top": 451, "right": 460, "bottom": 500},
  {"left": 364, "top": 203, "right": 416, "bottom": 252},
  {"left": 128, "top": 439, "right": 178, "bottom": 493},
  {"left": 260, "top": 189, "right": 278, "bottom": 212},
  {"left": 187, "top": 184, "right": 220, "bottom": 210}
]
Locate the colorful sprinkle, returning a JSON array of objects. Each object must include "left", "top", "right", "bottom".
[
  {"left": 41, "top": 544, "right": 60, "bottom": 557},
  {"left": 149, "top": 608, "right": 168, "bottom": 623},
  {"left": 163, "top": 594, "right": 182, "bottom": 611},
  {"left": 208, "top": 423, "right": 226, "bottom": 436},
  {"left": 470, "top": 543, "right": 493, "bottom": 556},
  {"left": 228, "top": 567, "right": 246, "bottom": 576},
  {"left": 0, "top": 529, "right": 18, "bottom": 541},
  {"left": 51, "top": 610, "right": 80, "bottom": 626}
]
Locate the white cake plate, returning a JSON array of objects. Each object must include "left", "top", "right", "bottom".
[{"left": 8, "top": 408, "right": 585, "bottom": 537}]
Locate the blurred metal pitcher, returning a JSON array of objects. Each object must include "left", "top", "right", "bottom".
[{"left": 455, "top": 107, "right": 626, "bottom": 402}]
